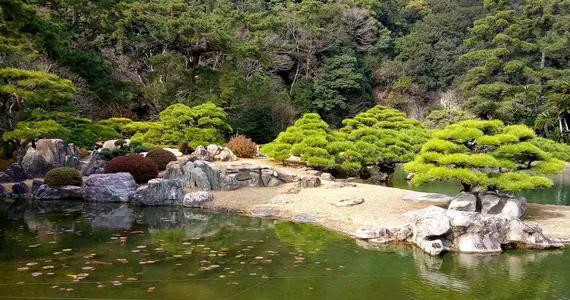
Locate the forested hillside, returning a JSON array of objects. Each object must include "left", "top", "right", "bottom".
[{"left": 1, "top": 0, "right": 569, "bottom": 147}]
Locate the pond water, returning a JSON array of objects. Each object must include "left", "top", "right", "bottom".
[
  {"left": 0, "top": 199, "right": 569, "bottom": 299},
  {"left": 388, "top": 165, "right": 570, "bottom": 206}
]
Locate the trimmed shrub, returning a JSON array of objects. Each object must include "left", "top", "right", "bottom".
[
  {"left": 226, "top": 135, "right": 257, "bottom": 158},
  {"left": 44, "top": 167, "right": 83, "bottom": 186},
  {"left": 104, "top": 156, "right": 159, "bottom": 183},
  {"left": 145, "top": 148, "right": 177, "bottom": 170}
]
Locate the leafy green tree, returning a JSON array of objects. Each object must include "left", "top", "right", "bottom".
[
  {"left": 0, "top": 67, "right": 76, "bottom": 160},
  {"left": 313, "top": 55, "right": 369, "bottom": 126},
  {"left": 340, "top": 106, "right": 431, "bottom": 180},
  {"left": 404, "top": 120, "right": 565, "bottom": 193}
]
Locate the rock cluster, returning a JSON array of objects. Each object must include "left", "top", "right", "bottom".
[
  {"left": 21, "top": 139, "right": 81, "bottom": 178},
  {"left": 82, "top": 151, "right": 107, "bottom": 176},
  {"left": 354, "top": 205, "right": 564, "bottom": 256},
  {"left": 448, "top": 191, "right": 527, "bottom": 219},
  {"left": 188, "top": 145, "right": 237, "bottom": 162}
]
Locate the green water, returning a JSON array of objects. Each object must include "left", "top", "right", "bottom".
[
  {"left": 0, "top": 200, "right": 569, "bottom": 300},
  {"left": 389, "top": 165, "right": 570, "bottom": 205}
]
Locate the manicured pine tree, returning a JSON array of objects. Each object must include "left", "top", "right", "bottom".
[{"left": 404, "top": 120, "right": 565, "bottom": 193}]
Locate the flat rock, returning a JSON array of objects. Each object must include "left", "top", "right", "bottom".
[
  {"left": 182, "top": 191, "right": 214, "bottom": 207},
  {"left": 403, "top": 192, "right": 453, "bottom": 205},
  {"left": 331, "top": 198, "right": 364, "bottom": 207},
  {"left": 251, "top": 209, "right": 282, "bottom": 217},
  {"left": 34, "top": 184, "right": 83, "bottom": 200}
]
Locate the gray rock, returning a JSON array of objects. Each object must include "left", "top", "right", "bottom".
[
  {"left": 331, "top": 198, "right": 364, "bottom": 207},
  {"left": 194, "top": 160, "right": 221, "bottom": 190},
  {"left": 365, "top": 165, "right": 392, "bottom": 182},
  {"left": 280, "top": 183, "right": 301, "bottom": 194},
  {"left": 410, "top": 206, "right": 452, "bottom": 256},
  {"left": 320, "top": 172, "right": 335, "bottom": 181},
  {"left": 220, "top": 174, "right": 240, "bottom": 191},
  {"left": 182, "top": 191, "right": 214, "bottom": 207},
  {"left": 274, "top": 169, "right": 297, "bottom": 183},
  {"left": 480, "top": 191, "right": 526, "bottom": 219},
  {"left": 355, "top": 228, "right": 391, "bottom": 239},
  {"left": 240, "top": 171, "right": 261, "bottom": 187},
  {"left": 251, "top": 209, "right": 281, "bottom": 217},
  {"left": 34, "top": 184, "right": 83, "bottom": 200},
  {"left": 101, "top": 139, "right": 128, "bottom": 150},
  {"left": 31, "top": 180, "right": 44, "bottom": 194},
  {"left": 405, "top": 172, "right": 416, "bottom": 180},
  {"left": 403, "top": 192, "right": 453, "bottom": 205},
  {"left": 84, "top": 173, "right": 139, "bottom": 202},
  {"left": 206, "top": 144, "right": 237, "bottom": 161},
  {"left": 190, "top": 168, "right": 211, "bottom": 191},
  {"left": 189, "top": 145, "right": 213, "bottom": 162},
  {"left": 300, "top": 176, "right": 321, "bottom": 188},
  {"left": 12, "top": 182, "right": 29, "bottom": 195},
  {"left": 21, "top": 139, "right": 81, "bottom": 178},
  {"left": 0, "top": 163, "right": 30, "bottom": 183},
  {"left": 82, "top": 151, "right": 107, "bottom": 176},
  {"left": 130, "top": 178, "right": 184, "bottom": 206},
  {"left": 291, "top": 213, "right": 325, "bottom": 223},
  {"left": 448, "top": 192, "right": 478, "bottom": 212},
  {"left": 326, "top": 182, "right": 357, "bottom": 189},
  {"left": 163, "top": 161, "right": 184, "bottom": 180}
]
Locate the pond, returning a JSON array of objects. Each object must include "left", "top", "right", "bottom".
[
  {"left": 0, "top": 199, "right": 569, "bottom": 299},
  {"left": 388, "top": 165, "right": 570, "bottom": 206}
]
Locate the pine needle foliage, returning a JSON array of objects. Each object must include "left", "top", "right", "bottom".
[{"left": 404, "top": 120, "right": 565, "bottom": 192}]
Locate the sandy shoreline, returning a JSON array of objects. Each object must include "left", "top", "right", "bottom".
[{"left": 6, "top": 157, "right": 570, "bottom": 242}]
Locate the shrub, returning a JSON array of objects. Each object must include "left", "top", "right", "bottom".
[
  {"left": 77, "top": 148, "right": 90, "bottom": 159},
  {"left": 44, "top": 167, "right": 83, "bottom": 186},
  {"left": 145, "top": 148, "right": 177, "bottom": 170},
  {"left": 104, "top": 156, "right": 159, "bottom": 183},
  {"left": 226, "top": 135, "right": 257, "bottom": 158}
]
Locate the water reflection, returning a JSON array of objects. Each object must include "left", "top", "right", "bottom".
[{"left": 0, "top": 199, "right": 568, "bottom": 300}]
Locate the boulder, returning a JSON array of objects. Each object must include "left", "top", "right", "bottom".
[
  {"left": 189, "top": 145, "right": 213, "bottom": 162},
  {"left": 365, "top": 165, "right": 392, "bottom": 182},
  {"left": 21, "top": 139, "right": 81, "bottom": 178},
  {"left": 194, "top": 160, "right": 221, "bottom": 190},
  {"left": 300, "top": 176, "right": 321, "bottom": 188},
  {"left": 34, "top": 184, "right": 83, "bottom": 200},
  {"left": 410, "top": 206, "right": 452, "bottom": 256},
  {"left": 130, "top": 178, "right": 184, "bottom": 206},
  {"left": 190, "top": 168, "right": 211, "bottom": 191},
  {"left": 182, "top": 191, "right": 214, "bottom": 207},
  {"left": 101, "top": 139, "right": 128, "bottom": 150},
  {"left": 84, "top": 173, "right": 138, "bottom": 202},
  {"left": 448, "top": 192, "right": 478, "bottom": 212},
  {"left": 31, "top": 180, "right": 44, "bottom": 194},
  {"left": 12, "top": 182, "right": 30, "bottom": 195},
  {"left": 0, "top": 163, "right": 30, "bottom": 183},
  {"left": 480, "top": 191, "right": 526, "bottom": 219},
  {"left": 220, "top": 174, "right": 240, "bottom": 191},
  {"left": 206, "top": 144, "right": 237, "bottom": 162},
  {"left": 320, "top": 172, "right": 335, "bottom": 181},
  {"left": 164, "top": 160, "right": 195, "bottom": 188},
  {"left": 82, "top": 150, "right": 107, "bottom": 176}
]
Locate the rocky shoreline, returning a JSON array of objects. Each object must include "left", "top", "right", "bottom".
[{"left": 1, "top": 138, "right": 569, "bottom": 257}]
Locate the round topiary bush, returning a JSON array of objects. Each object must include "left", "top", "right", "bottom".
[
  {"left": 44, "top": 167, "right": 83, "bottom": 186},
  {"left": 226, "top": 135, "right": 257, "bottom": 158},
  {"left": 104, "top": 155, "right": 159, "bottom": 183},
  {"left": 145, "top": 148, "right": 177, "bottom": 170}
]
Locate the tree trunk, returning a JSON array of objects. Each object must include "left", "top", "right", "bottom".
[{"left": 461, "top": 182, "right": 471, "bottom": 192}]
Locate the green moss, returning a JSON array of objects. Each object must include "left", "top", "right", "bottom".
[{"left": 44, "top": 167, "right": 82, "bottom": 186}]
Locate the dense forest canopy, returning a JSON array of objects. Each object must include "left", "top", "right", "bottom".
[{"left": 1, "top": 0, "right": 569, "bottom": 148}]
